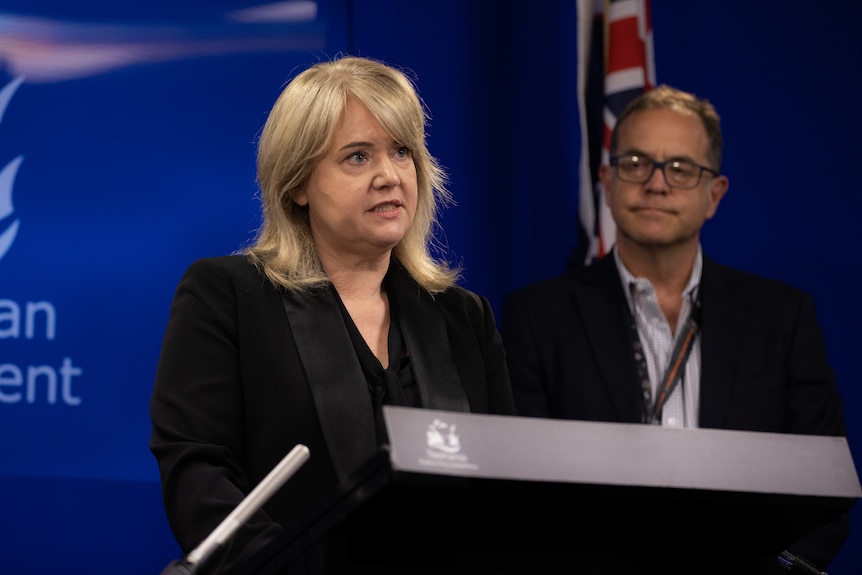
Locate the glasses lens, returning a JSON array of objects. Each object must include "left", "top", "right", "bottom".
[
  {"left": 614, "top": 155, "right": 703, "bottom": 189},
  {"left": 617, "top": 155, "right": 651, "bottom": 183},
  {"left": 665, "top": 160, "right": 698, "bottom": 187}
]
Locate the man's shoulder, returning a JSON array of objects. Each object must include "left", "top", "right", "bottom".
[
  {"left": 504, "top": 265, "right": 610, "bottom": 314},
  {"left": 510, "top": 256, "right": 614, "bottom": 297},
  {"left": 705, "top": 257, "right": 804, "bottom": 288},
  {"left": 509, "top": 270, "right": 578, "bottom": 297},
  {"left": 703, "top": 257, "right": 810, "bottom": 303}
]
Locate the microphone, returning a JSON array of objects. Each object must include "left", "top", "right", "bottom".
[
  {"left": 159, "top": 444, "right": 311, "bottom": 575},
  {"left": 777, "top": 550, "right": 827, "bottom": 575}
]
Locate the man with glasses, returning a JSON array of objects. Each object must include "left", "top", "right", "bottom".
[{"left": 501, "top": 85, "right": 849, "bottom": 573}]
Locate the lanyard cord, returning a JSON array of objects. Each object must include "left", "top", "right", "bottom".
[{"left": 626, "top": 285, "right": 702, "bottom": 424}]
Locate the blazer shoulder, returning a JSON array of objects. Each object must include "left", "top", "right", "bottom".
[
  {"left": 173, "top": 255, "right": 281, "bottom": 307},
  {"left": 704, "top": 257, "right": 811, "bottom": 302},
  {"left": 184, "top": 253, "right": 256, "bottom": 274},
  {"left": 505, "top": 257, "right": 614, "bottom": 308},
  {"left": 507, "top": 269, "right": 580, "bottom": 300},
  {"left": 433, "top": 284, "right": 494, "bottom": 321},
  {"left": 387, "top": 261, "right": 489, "bottom": 315},
  {"left": 182, "top": 254, "right": 267, "bottom": 286}
]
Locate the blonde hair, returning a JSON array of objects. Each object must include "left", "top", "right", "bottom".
[{"left": 245, "top": 55, "right": 460, "bottom": 293}]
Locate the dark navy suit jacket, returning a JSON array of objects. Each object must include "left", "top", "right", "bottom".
[{"left": 502, "top": 250, "right": 849, "bottom": 569}]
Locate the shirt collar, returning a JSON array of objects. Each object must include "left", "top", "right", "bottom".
[{"left": 614, "top": 245, "right": 703, "bottom": 311}]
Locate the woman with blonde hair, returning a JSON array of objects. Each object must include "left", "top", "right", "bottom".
[{"left": 149, "top": 55, "right": 514, "bottom": 574}]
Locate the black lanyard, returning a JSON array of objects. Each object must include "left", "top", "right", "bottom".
[{"left": 626, "top": 285, "right": 701, "bottom": 424}]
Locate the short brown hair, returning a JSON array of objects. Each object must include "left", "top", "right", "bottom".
[{"left": 611, "top": 84, "right": 723, "bottom": 170}]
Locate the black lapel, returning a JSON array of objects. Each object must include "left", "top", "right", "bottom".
[
  {"left": 388, "top": 265, "right": 470, "bottom": 413},
  {"left": 697, "top": 258, "right": 746, "bottom": 429},
  {"left": 575, "top": 254, "right": 643, "bottom": 422},
  {"left": 281, "top": 288, "right": 378, "bottom": 481}
]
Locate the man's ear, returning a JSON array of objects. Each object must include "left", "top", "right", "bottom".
[
  {"left": 599, "top": 164, "right": 612, "bottom": 207},
  {"left": 705, "top": 174, "right": 729, "bottom": 219}
]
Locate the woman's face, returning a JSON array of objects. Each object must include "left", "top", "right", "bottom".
[{"left": 295, "top": 98, "right": 418, "bottom": 265}]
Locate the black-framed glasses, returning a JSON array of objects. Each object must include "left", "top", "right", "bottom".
[{"left": 610, "top": 154, "right": 719, "bottom": 189}]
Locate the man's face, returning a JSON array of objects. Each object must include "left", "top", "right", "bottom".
[{"left": 600, "top": 108, "right": 728, "bottom": 251}]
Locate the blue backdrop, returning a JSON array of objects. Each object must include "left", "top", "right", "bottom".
[{"left": 1, "top": 1, "right": 859, "bottom": 573}]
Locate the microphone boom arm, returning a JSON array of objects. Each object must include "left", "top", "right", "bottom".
[{"left": 159, "top": 444, "right": 311, "bottom": 574}]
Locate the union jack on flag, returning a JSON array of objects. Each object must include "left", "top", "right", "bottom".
[{"left": 573, "top": 0, "right": 655, "bottom": 266}]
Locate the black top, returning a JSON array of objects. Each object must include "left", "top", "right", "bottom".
[{"left": 335, "top": 279, "right": 420, "bottom": 445}]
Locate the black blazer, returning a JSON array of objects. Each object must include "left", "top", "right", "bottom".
[
  {"left": 150, "top": 255, "right": 514, "bottom": 573},
  {"left": 502, "top": 251, "right": 845, "bottom": 435},
  {"left": 501, "top": 251, "right": 849, "bottom": 568}
]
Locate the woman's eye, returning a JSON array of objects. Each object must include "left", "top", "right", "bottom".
[{"left": 347, "top": 151, "right": 367, "bottom": 163}]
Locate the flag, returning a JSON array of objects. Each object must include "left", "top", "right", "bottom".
[{"left": 573, "top": 0, "right": 655, "bottom": 267}]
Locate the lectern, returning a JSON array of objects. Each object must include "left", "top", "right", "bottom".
[{"left": 247, "top": 407, "right": 860, "bottom": 575}]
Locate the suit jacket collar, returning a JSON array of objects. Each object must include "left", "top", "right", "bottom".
[
  {"left": 574, "top": 253, "right": 644, "bottom": 422},
  {"left": 386, "top": 264, "right": 470, "bottom": 414},
  {"left": 697, "top": 257, "right": 746, "bottom": 428},
  {"left": 578, "top": 252, "right": 746, "bottom": 428},
  {"left": 281, "top": 286, "right": 376, "bottom": 481},
  {"left": 281, "top": 262, "right": 468, "bottom": 481}
]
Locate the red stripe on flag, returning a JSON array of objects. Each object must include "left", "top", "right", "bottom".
[
  {"left": 606, "top": 18, "right": 646, "bottom": 73},
  {"left": 575, "top": 0, "right": 655, "bottom": 267},
  {"left": 601, "top": 121, "right": 613, "bottom": 164},
  {"left": 596, "top": 0, "right": 654, "bottom": 261}
]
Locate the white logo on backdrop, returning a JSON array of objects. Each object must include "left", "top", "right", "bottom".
[
  {"left": 0, "top": 5, "right": 325, "bottom": 409},
  {"left": 0, "top": 74, "right": 82, "bottom": 406},
  {"left": 0, "top": 76, "right": 24, "bottom": 261},
  {"left": 0, "top": 3, "right": 326, "bottom": 261}
]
